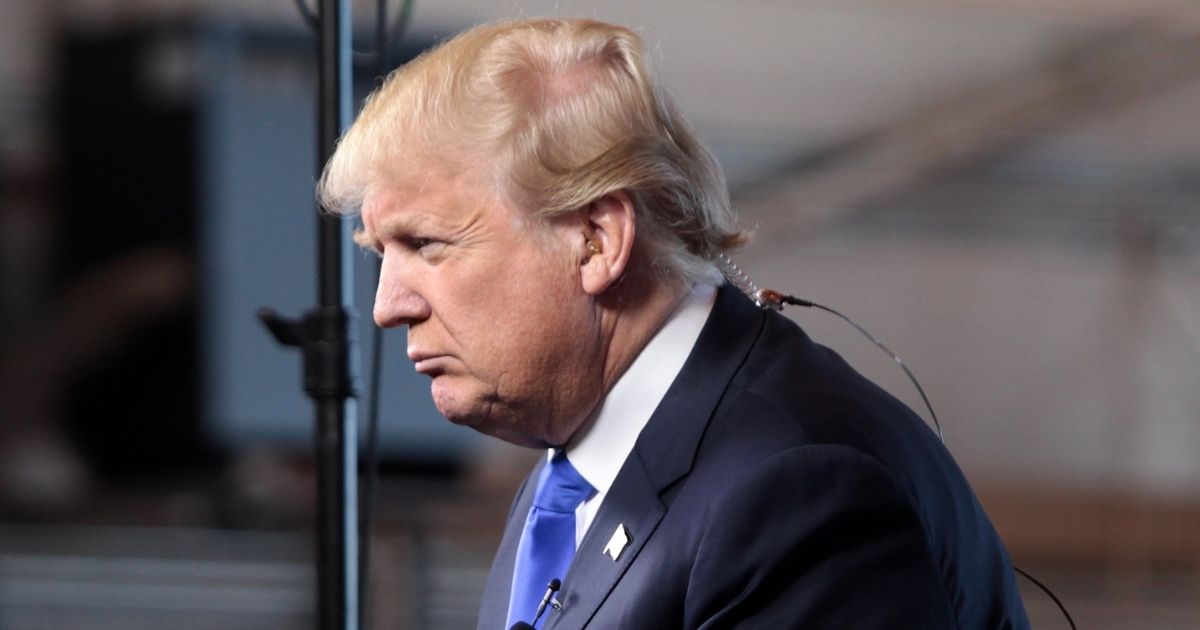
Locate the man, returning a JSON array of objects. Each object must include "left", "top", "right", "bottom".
[{"left": 319, "top": 18, "right": 1030, "bottom": 629}]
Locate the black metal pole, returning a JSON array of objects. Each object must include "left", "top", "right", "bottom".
[
  {"left": 258, "top": 2, "right": 357, "bottom": 628},
  {"left": 315, "top": 1, "right": 358, "bottom": 629}
]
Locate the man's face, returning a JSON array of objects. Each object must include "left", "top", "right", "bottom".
[{"left": 358, "top": 165, "right": 606, "bottom": 448}]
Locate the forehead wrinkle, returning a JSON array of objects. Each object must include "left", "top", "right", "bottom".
[
  {"left": 377, "top": 211, "right": 432, "bottom": 239},
  {"left": 374, "top": 188, "right": 480, "bottom": 241},
  {"left": 363, "top": 156, "right": 515, "bottom": 242}
]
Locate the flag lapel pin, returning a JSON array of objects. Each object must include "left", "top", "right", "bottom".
[{"left": 603, "top": 524, "right": 631, "bottom": 561}]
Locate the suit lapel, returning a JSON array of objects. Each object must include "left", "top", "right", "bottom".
[
  {"left": 635, "top": 285, "right": 765, "bottom": 491},
  {"left": 545, "top": 454, "right": 664, "bottom": 630},
  {"left": 544, "top": 287, "right": 766, "bottom": 629}
]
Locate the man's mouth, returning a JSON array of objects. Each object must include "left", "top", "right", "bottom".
[{"left": 410, "top": 352, "right": 448, "bottom": 375}]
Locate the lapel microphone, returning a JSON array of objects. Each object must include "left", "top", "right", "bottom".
[{"left": 509, "top": 578, "right": 562, "bottom": 630}]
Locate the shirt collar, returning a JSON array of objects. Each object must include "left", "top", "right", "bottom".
[{"left": 563, "top": 283, "right": 717, "bottom": 495}]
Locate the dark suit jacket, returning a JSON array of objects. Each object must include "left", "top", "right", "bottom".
[{"left": 478, "top": 286, "right": 1030, "bottom": 629}]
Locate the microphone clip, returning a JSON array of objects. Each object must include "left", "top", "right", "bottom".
[{"left": 508, "top": 578, "right": 562, "bottom": 630}]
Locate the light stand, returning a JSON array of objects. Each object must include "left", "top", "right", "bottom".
[{"left": 259, "top": 0, "right": 359, "bottom": 628}]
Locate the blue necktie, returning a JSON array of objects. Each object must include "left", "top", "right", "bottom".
[{"left": 506, "top": 451, "right": 594, "bottom": 629}]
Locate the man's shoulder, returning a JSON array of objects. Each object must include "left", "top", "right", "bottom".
[
  {"left": 715, "top": 305, "right": 933, "bottom": 448},
  {"left": 667, "top": 302, "right": 1029, "bottom": 629}
]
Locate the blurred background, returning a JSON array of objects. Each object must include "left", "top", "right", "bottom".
[{"left": 1, "top": 0, "right": 1198, "bottom": 628}]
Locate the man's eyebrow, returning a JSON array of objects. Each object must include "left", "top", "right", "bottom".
[
  {"left": 352, "top": 228, "right": 379, "bottom": 251},
  {"left": 379, "top": 214, "right": 435, "bottom": 239},
  {"left": 354, "top": 214, "right": 432, "bottom": 252}
]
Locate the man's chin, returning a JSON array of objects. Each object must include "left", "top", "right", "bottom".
[
  {"left": 430, "top": 382, "right": 513, "bottom": 439},
  {"left": 480, "top": 427, "right": 552, "bottom": 449},
  {"left": 428, "top": 378, "right": 571, "bottom": 449},
  {"left": 434, "top": 401, "right": 553, "bottom": 449}
]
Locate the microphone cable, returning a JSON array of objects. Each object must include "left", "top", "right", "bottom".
[
  {"left": 757, "top": 288, "right": 943, "bottom": 442},
  {"left": 718, "top": 255, "right": 1076, "bottom": 629}
]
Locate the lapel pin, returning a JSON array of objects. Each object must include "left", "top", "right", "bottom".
[{"left": 603, "top": 523, "right": 631, "bottom": 561}]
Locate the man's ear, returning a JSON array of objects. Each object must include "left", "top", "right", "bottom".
[{"left": 578, "top": 189, "right": 635, "bottom": 296}]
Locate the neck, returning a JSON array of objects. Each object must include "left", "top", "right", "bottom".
[
  {"left": 542, "top": 267, "right": 690, "bottom": 449},
  {"left": 595, "top": 272, "right": 689, "bottom": 411}
]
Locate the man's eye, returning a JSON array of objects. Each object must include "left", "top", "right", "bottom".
[{"left": 406, "top": 237, "right": 446, "bottom": 259}]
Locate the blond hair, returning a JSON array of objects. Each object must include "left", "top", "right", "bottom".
[{"left": 319, "top": 18, "right": 747, "bottom": 286}]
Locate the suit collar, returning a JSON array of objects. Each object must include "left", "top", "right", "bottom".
[
  {"left": 632, "top": 284, "right": 766, "bottom": 492},
  {"left": 546, "top": 285, "right": 766, "bottom": 629},
  {"left": 568, "top": 283, "right": 717, "bottom": 503}
]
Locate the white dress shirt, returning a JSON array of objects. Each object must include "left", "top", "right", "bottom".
[{"left": 559, "top": 283, "right": 717, "bottom": 545}]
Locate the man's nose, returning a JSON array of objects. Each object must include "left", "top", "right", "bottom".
[{"left": 373, "top": 260, "right": 431, "bottom": 328}]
